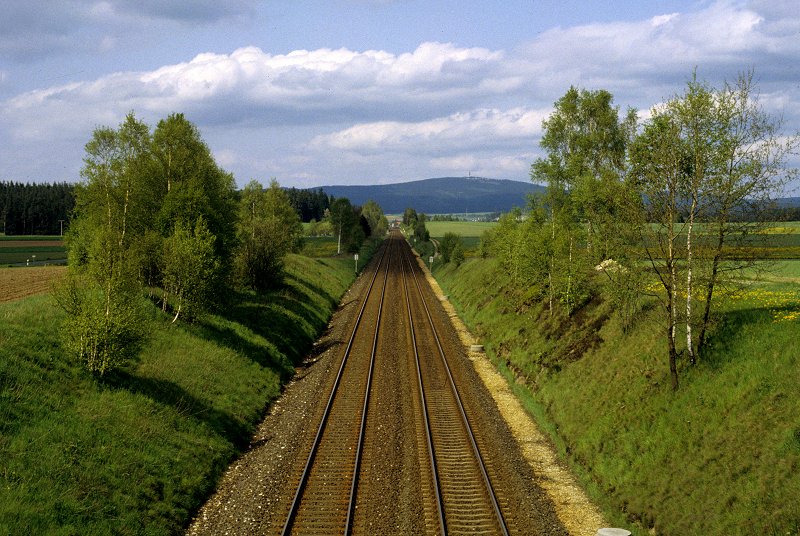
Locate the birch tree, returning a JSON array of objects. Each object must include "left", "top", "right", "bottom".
[
  {"left": 236, "top": 179, "right": 303, "bottom": 291},
  {"left": 695, "top": 71, "right": 799, "bottom": 354},
  {"left": 629, "top": 113, "right": 688, "bottom": 391},
  {"left": 531, "top": 87, "right": 635, "bottom": 315},
  {"left": 161, "top": 218, "right": 219, "bottom": 322},
  {"left": 670, "top": 77, "right": 721, "bottom": 365},
  {"left": 58, "top": 113, "right": 153, "bottom": 374}
]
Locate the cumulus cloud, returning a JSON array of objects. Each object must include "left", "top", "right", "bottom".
[
  {"left": 518, "top": 0, "right": 800, "bottom": 99},
  {"left": 2, "top": 0, "right": 800, "bottom": 186},
  {"left": 3, "top": 42, "right": 512, "bottom": 140},
  {"left": 313, "top": 108, "right": 547, "bottom": 154}
]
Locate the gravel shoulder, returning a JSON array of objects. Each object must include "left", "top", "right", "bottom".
[
  {"left": 187, "top": 244, "right": 607, "bottom": 535},
  {"left": 414, "top": 251, "right": 609, "bottom": 536}
]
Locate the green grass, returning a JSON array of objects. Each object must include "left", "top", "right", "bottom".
[
  {"left": 0, "top": 253, "right": 357, "bottom": 534},
  {"left": 425, "top": 220, "right": 497, "bottom": 239},
  {"left": 433, "top": 257, "right": 800, "bottom": 535},
  {"left": 301, "top": 236, "right": 339, "bottom": 257},
  {"left": 0, "top": 245, "right": 67, "bottom": 265},
  {"left": 403, "top": 221, "right": 494, "bottom": 261},
  {"left": 643, "top": 222, "right": 800, "bottom": 259}
]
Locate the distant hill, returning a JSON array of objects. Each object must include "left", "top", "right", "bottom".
[
  {"left": 317, "top": 177, "right": 544, "bottom": 214},
  {"left": 776, "top": 197, "right": 800, "bottom": 208}
]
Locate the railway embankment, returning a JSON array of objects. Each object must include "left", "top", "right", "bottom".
[
  {"left": 0, "top": 253, "right": 360, "bottom": 534},
  {"left": 190, "top": 233, "right": 572, "bottom": 535},
  {"left": 431, "top": 256, "right": 800, "bottom": 535}
]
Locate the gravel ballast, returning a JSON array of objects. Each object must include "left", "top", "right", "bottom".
[{"left": 188, "top": 240, "right": 605, "bottom": 535}]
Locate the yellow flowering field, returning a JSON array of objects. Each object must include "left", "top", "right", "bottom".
[
  {"left": 642, "top": 279, "right": 800, "bottom": 322},
  {"left": 729, "top": 287, "right": 800, "bottom": 323}
]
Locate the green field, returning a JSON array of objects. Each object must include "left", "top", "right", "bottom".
[
  {"left": 406, "top": 220, "right": 496, "bottom": 261},
  {"left": 301, "top": 235, "right": 339, "bottom": 257},
  {"left": 425, "top": 220, "right": 497, "bottom": 238},
  {"left": 0, "top": 246, "right": 66, "bottom": 265},
  {"left": 0, "top": 236, "right": 66, "bottom": 266},
  {"left": 0, "top": 235, "right": 63, "bottom": 241},
  {"left": 0, "top": 253, "right": 359, "bottom": 534}
]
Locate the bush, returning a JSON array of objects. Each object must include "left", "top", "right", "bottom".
[
  {"left": 439, "top": 232, "right": 459, "bottom": 263},
  {"left": 54, "top": 274, "right": 148, "bottom": 375}
]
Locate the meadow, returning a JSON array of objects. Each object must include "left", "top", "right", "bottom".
[
  {"left": 0, "top": 252, "right": 360, "bottom": 534},
  {"left": 425, "top": 221, "right": 800, "bottom": 534},
  {"left": 301, "top": 235, "right": 339, "bottom": 258},
  {"left": 410, "top": 220, "right": 497, "bottom": 263}
]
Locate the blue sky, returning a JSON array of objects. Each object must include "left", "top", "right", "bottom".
[{"left": 1, "top": 0, "right": 798, "bottom": 188}]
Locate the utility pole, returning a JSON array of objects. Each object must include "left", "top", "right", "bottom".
[{"left": 58, "top": 219, "right": 65, "bottom": 237}]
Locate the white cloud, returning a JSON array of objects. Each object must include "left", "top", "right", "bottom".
[
  {"left": 429, "top": 153, "right": 536, "bottom": 178},
  {"left": 2, "top": 0, "right": 800, "bottom": 186},
  {"left": 517, "top": 0, "right": 800, "bottom": 98},
  {"left": 313, "top": 107, "right": 547, "bottom": 154},
  {"left": 2, "top": 42, "right": 512, "bottom": 142}
]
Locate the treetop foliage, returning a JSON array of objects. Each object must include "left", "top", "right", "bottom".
[
  {"left": 56, "top": 112, "right": 362, "bottom": 375},
  {"left": 490, "top": 70, "right": 800, "bottom": 390}
]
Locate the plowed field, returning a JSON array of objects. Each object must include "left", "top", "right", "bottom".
[
  {"left": 0, "top": 240, "right": 63, "bottom": 248},
  {"left": 0, "top": 266, "right": 66, "bottom": 303}
]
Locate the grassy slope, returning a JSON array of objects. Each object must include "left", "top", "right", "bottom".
[
  {"left": 434, "top": 257, "right": 800, "bottom": 535},
  {"left": 0, "top": 254, "right": 356, "bottom": 535}
]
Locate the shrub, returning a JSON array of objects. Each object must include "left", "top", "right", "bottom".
[{"left": 53, "top": 274, "right": 147, "bottom": 375}]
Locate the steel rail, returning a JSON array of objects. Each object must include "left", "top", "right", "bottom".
[
  {"left": 399, "top": 242, "right": 447, "bottom": 536},
  {"left": 403, "top": 241, "right": 511, "bottom": 536},
  {"left": 281, "top": 240, "right": 390, "bottom": 536},
  {"left": 344, "top": 236, "right": 391, "bottom": 533}
]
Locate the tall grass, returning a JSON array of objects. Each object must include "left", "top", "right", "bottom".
[
  {"left": 434, "top": 257, "right": 800, "bottom": 535},
  {"left": 0, "top": 254, "right": 356, "bottom": 534}
]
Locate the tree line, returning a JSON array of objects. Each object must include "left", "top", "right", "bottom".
[
  {"left": 0, "top": 180, "right": 337, "bottom": 236},
  {"left": 54, "top": 112, "right": 384, "bottom": 376},
  {"left": 482, "top": 71, "right": 798, "bottom": 390},
  {"left": 285, "top": 187, "right": 332, "bottom": 222},
  {"left": 0, "top": 181, "right": 75, "bottom": 235}
]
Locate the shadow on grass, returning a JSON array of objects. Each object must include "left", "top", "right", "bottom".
[
  {"left": 283, "top": 271, "right": 338, "bottom": 310},
  {"left": 282, "top": 273, "right": 342, "bottom": 329},
  {"left": 230, "top": 285, "right": 333, "bottom": 363},
  {"left": 700, "top": 306, "right": 780, "bottom": 368},
  {"left": 190, "top": 317, "right": 295, "bottom": 380},
  {"left": 187, "top": 280, "right": 339, "bottom": 378},
  {"left": 102, "top": 371, "right": 253, "bottom": 448}
]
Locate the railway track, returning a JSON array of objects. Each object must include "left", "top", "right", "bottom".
[
  {"left": 279, "top": 232, "right": 512, "bottom": 535},
  {"left": 279, "top": 236, "right": 393, "bottom": 535},
  {"left": 399, "top": 238, "right": 510, "bottom": 536}
]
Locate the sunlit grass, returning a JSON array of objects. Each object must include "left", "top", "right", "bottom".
[
  {"left": 434, "top": 255, "right": 800, "bottom": 535},
  {"left": 0, "top": 254, "right": 357, "bottom": 534},
  {"left": 425, "top": 220, "right": 497, "bottom": 239}
]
